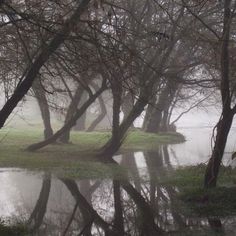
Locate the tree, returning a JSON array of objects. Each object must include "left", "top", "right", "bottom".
[{"left": 0, "top": 0, "right": 91, "bottom": 128}]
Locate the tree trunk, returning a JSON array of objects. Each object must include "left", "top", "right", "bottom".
[
  {"left": 74, "top": 92, "right": 87, "bottom": 131},
  {"left": 145, "top": 107, "right": 163, "bottom": 133},
  {"left": 113, "top": 180, "right": 124, "bottom": 235},
  {"left": 121, "top": 92, "right": 134, "bottom": 128},
  {"left": 204, "top": 0, "right": 233, "bottom": 188},
  {"left": 98, "top": 95, "right": 148, "bottom": 157},
  {"left": 33, "top": 80, "right": 53, "bottom": 140},
  {"left": 145, "top": 80, "right": 174, "bottom": 133},
  {"left": 142, "top": 99, "right": 155, "bottom": 131},
  {"left": 60, "top": 86, "right": 84, "bottom": 143},
  {"left": 204, "top": 111, "right": 234, "bottom": 187},
  {"left": 87, "top": 94, "right": 107, "bottom": 132}
]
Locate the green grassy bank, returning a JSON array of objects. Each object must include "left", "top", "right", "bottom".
[
  {"left": 164, "top": 165, "right": 236, "bottom": 217},
  {"left": 0, "top": 129, "right": 185, "bottom": 178}
]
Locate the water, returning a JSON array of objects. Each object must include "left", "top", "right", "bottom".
[{"left": 1, "top": 128, "right": 236, "bottom": 235}]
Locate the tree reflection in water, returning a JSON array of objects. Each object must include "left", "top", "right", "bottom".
[{"left": 2, "top": 146, "right": 229, "bottom": 235}]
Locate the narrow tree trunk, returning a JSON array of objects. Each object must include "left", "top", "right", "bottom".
[
  {"left": 87, "top": 94, "right": 107, "bottom": 132},
  {"left": 113, "top": 180, "right": 124, "bottom": 235},
  {"left": 60, "top": 86, "right": 84, "bottom": 143},
  {"left": 33, "top": 80, "right": 53, "bottom": 140},
  {"left": 142, "top": 99, "right": 155, "bottom": 131},
  {"left": 74, "top": 92, "right": 87, "bottom": 131},
  {"left": 121, "top": 92, "right": 134, "bottom": 128}
]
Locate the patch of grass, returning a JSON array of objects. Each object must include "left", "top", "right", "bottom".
[
  {"left": 123, "top": 131, "right": 185, "bottom": 151},
  {"left": 0, "top": 128, "right": 184, "bottom": 178},
  {"left": 0, "top": 219, "right": 28, "bottom": 236},
  {"left": 164, "top": 165, "right": 236, "bottom": 217}
]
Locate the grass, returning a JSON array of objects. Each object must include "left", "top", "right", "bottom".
[
  {"left": 0, "top": 128, "right": 184, "bottom": 178},
  {"left": 0, "top": 219, "right": 28, "bottom": 236},
  {"left": 163, "top": 165, "right": 236, "bottom": 217}
]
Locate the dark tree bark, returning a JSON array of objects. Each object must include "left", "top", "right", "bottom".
[
  {"left": 204, "top": 0, "right": 235, "bottom": 188},
  {"left": 121, "top": 92, "right": 134, "bottom": 128},
  {"left": 204, "top": 111, "right": 234, "bottom": 187},
  {"left": 33, "top": 79, "right": 53, "bottom": 140},
  {"left": 98, "top": 93, "right": 148, "bottom": 157},
  {"left": 110, "top": 80, "right": 123, "bottom": 151},
  {"left": 144, "top": 80, "right": 176, "bottom": 133},
  {"left": 0, "top": 0, "right": 90, "bottom": 129},
  {"left": 113, "top": 180, "right": 124, "bottom": 235}
]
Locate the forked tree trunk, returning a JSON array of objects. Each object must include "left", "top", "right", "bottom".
[
  {"left": 145, "top": 81, "right": 173, "bottom": 133},
  {"left": 33, "top": 80, "right": 53, "bottom": 140}
]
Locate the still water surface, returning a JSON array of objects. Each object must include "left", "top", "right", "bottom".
[{"left": 1, "top": 128, "right": 236, "bottom": 235}]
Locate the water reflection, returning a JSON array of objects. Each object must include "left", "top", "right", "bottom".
[{"left": 1, "top": 147, "right": 236, "bottom": 235}]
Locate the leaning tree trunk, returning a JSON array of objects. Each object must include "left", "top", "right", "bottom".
[
  {"left": 60, "top": 86, "right": 84, "bottom": 143},
  {"left": 204, "top": 111, "right": 234, "bottom": 187},
  {"left": 99, "top": 80, "right": 123, "bottom": 156},
  {"left": 87, "top": 94, "right": 107, "bottom": 132},
  {"left": 98, "top": 94, "right": 148, "bottom": 157},
  {"left": 33, "top": 80, "right": 53, "bottom": 140},
  {"left": 204, "top": 0, "right": 234, "bottom": 188}
]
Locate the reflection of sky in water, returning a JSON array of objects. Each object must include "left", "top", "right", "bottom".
[
  {"left": 0, "top": 171, "right": 18, "bottom": 217},
  {"left": 172, "top": 127, "right": 236, "bottom": 166},
  {"left": 114, "top": 128, "right": 236, "bottom": 179}
]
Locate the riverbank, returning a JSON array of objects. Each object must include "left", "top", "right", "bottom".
[
  {"left": 0, "top": 129, "right": 185, "bottom": 177},
  {"left": 164, "top": 165, "right": 236, "bottom": 217}
]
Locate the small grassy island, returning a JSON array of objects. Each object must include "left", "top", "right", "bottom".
[{"left": 0, "top": 129, "right": 185, "bottom": 178}]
